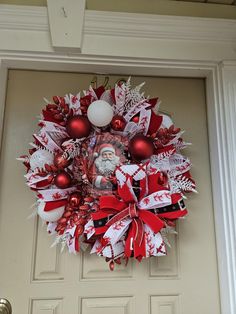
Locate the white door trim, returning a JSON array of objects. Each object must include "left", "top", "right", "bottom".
[{"left": 0, "top": 5, "right": 235, "bottom": 314}]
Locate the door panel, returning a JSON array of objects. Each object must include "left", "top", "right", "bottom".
[
  {"left": 32, "top": 218, "right": 65, "bottom": 281},
  {"left": 0, "top": 70, "right": 221, "bottom": 314}
]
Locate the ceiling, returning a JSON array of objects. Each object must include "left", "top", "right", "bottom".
[{"left": 0, "top": 0, "right": 235, "bottom": 19}]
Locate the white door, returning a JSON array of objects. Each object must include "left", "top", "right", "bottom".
[{"left": 0, "top": 70, "right": 221, "bottom": 314}]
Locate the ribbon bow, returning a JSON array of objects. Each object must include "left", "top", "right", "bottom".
[
  {"left": 92, "top": 164, "right": 187, "bottom": 260},
  {"left": 110, "top": 199, "right": 165, "bottom": 260}
]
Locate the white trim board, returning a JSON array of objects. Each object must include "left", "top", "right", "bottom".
[
  {"left": 0, "top": 5, "right": 236, "bottom": 60},
  {"left": 0, "top": 5, "right": 236, "bottom": 42},
  {"left": 0, "top": 4, "right": 235, "bottom": 314}
]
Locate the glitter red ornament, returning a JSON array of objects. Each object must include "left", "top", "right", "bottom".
[
  {"left": 129, "top": 134, "right": 154, "bottom": 161},
  {"left": 111, "top": 115, "right": 126, "bottom": 131},
  {"left": 66, "top": 115, "right": 91, "bottom": 139},
  {"left": 54, "top": 152, "right": 71, "bottom": 169},
  {"left": 68, "top": 192, "right": 81, "bottom": 209},
  {"left": 54, "top": 171, "right": 72, "bottom": 189}
]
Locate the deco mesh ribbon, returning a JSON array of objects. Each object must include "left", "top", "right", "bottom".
[{"left": 19, "top": 78, "right": 196, "bottom": 270}]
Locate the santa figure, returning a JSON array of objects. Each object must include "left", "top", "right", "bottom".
[{"left": 93, "top": 143, "right": 120, "bottom": 189}]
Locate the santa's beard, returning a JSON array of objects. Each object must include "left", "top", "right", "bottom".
[{"left": 95, "top": 155, "right": 120, "bottom": 176}]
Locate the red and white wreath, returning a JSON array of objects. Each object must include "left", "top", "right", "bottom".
[{"left": 19, "top": 78, "right": 196, "bottom": 270}]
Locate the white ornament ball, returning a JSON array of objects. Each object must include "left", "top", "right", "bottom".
[
  {"left": 37, "top": 202, "right": 64, "bottom": 222},
  {"left": 87, "top": 100, "right": 113, "bottom": 127},
  {"left": 30, "top": 149, "right": 54, "bottom": 171}
]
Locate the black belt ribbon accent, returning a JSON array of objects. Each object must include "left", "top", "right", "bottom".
[{"left": 149, "top": 199, "right": 185, "bottom": 214}]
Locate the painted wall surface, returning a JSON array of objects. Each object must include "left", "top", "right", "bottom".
[{"left": 0, "top": 0, "right": 236, "bottom": 19}]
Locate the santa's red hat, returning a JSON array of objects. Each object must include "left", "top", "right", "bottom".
[{"left": 99, "top": 144, "right": 115, "bottom": 155}]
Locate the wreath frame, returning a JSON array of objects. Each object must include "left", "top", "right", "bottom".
[{"left": 19, "top": 78, "right": 196, "bottom": 270}]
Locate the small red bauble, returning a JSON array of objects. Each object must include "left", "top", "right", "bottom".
[
  {"left": 79, "top": 210, "right": 88, "bottom": 216},
  {"left": 54, "top": 153, "right": 71, "bottom": 169},
  {"left": 111, "top": 115, "right": 126, "bottom": 131},
  {"left": 68, "top": 192, "right": 81, "bottom": 209},
  {"left": 131, "top": 115, "right": 139, "bottom": 123},
  {"left": 58, "top": 217, "right": 67, "bottom": 224},
  {"left": 65, "top": 205, "right": 73, "bottom": 212},
  {"left": 109, "top": 260, "right": 115, "bottom": 271},
  {"left": 129, "top": 134, "right": 154, "bottom": 161},
  {"left": 63, "top": 211, "right": 72, "bottom": 218},
  {"left": 54, "top": 171, "right": 72, "bottom": 189},
  {"left": 66, "top": 115, "right": 91, "bottom": 139},
  {"left": 77, "top": 217, "right": 87, "bottom": 225}
]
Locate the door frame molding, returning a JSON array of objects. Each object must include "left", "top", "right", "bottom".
[{"left": 0, "top": 5, "right": 235, "bottom": 314}]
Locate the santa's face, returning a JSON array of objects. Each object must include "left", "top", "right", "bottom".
[
  {"left": 95, "top": 150, "right": 120, "bottom": 176},
  {"left": 102, "top": 151, "right": 114, "bottom": 160}
]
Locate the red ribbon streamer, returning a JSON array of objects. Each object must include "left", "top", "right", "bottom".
[{"left": 44, "top": 199, "right": 67, "bottom": 212}]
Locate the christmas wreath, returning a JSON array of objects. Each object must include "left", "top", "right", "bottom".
[{"left": 19, "top": 78, "right": 196, "bottom": 270}]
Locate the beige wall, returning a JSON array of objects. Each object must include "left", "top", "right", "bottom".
[{"left": 0, "top": 0, "right": 236, "bottom": 19}]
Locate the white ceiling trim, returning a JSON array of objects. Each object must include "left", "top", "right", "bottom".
[
  {"left": 84, "top": 10, "right": 236, "bottom": 42},
  {"left": 0, "top": 4, "right": 236, "bottom": 44},
  {"left": 0, "top": 4, "right": 47, "bottom": 31}
]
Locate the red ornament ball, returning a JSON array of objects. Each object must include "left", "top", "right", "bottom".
[
  {"left": 68, "top": 192, "right": 81, "bottom": 209},
  {"left": 54, "top": 153, "right": 71, "bottom": 169},
  {"left": 66, "top": 115, "right": 91, "bottom": 139},
  {"left": 129, "top": 134, "right": 154, "bottom": 161},
  {"left": 131, "top": 115, "right": 139, "bottom": 123},
  {"left": 111, "top": 115, "right": 126, "bottom": 131},
  {"left": 54, "top": 171, "right": 72, "bottom": 189}
]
